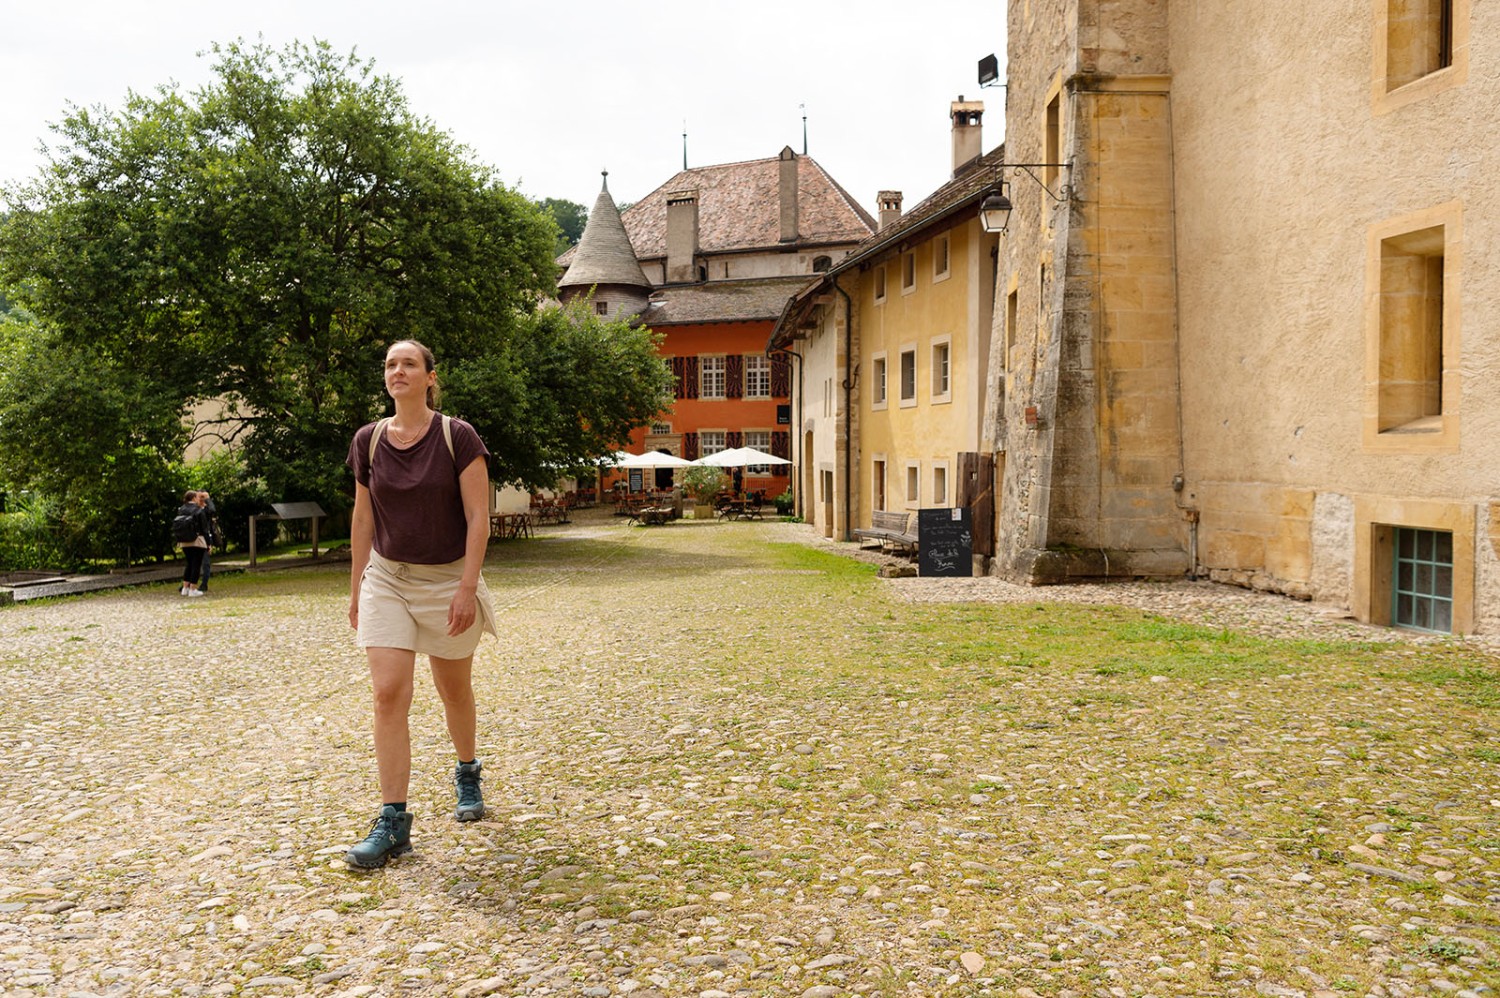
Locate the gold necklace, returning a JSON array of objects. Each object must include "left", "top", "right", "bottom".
[{"left": 387, "top": 419, "right": 426, "bottom": 446}]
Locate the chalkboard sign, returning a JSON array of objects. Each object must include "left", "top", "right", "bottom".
[
  {"left": 628, "top": 468, "right": 644, "bottom": 493},
  {"left": 918, "top": 507, "right": 973, "bottom": 577}
]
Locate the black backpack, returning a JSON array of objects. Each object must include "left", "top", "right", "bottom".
[{"left": 171, "top": 506, "right": 201, "bottom": 543}]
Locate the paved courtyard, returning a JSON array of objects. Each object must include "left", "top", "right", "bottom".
[{"left": 1, "top": 514, "right": 1497, "bottom": 998}]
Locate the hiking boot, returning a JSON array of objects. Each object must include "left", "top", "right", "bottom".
[
  {"left": 344, "top": 805, "right": 413, "bottom": 869},
  {"left": 454, "top": 760, "right": 484, "bottom": 822}
]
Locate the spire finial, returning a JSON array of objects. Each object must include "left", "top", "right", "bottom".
[
  {"left": 801, "top": 103, "right": 808, "bottom": 155},
  {"left": 682, "top": 120, "right": 688, "bottom": 170},
  {"left": 601, "top": 169, "right": 609, "bottom": 192}
]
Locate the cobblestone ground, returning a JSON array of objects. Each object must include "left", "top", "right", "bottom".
[{"left": 2, "top": 513, "right": 1498, "bottom": 998}]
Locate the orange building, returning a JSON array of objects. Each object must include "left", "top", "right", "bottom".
[{"left": 558, "top": 150, "right": 875, "bottom": 495}]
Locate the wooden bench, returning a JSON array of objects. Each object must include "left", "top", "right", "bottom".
[{"left": 852, "top": 510, "right": 918, "bottom": 556}]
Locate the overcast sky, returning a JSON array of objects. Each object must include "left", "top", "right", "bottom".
[{"left": 2, "top": 0, "right": 1007, "bottom": 216}]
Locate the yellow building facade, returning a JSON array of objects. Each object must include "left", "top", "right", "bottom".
[
  {"left": 774, "top": 107, "right": 1000, "bottom": 547},
  {"left": 989, "top": 0, "right": 1498, "bottom": 634}
]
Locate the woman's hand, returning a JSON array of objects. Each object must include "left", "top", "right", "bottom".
[
  {"left": 447, "top": 584, "right": 478, "bottom": 636},
  {"left": 348, "top": 597, "right": 360, "bottom": 631}
]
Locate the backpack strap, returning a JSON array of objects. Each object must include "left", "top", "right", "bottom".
[
  {"left": 368, "top": 417, "right": 392, "bottom": 464},
  {"left": 367, "top": 415, "right": 455, "bottom": 464}
]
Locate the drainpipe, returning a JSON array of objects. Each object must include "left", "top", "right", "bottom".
[
  {"left": 772, "top": 344, "right": 804, "bottom": 517},
  {"left": 835, "top": 278, "right": 855, "bottom": 542}
]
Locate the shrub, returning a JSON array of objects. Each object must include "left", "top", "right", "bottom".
[{"left": 682, "top": 466, "right": 727, "bottom": 503}]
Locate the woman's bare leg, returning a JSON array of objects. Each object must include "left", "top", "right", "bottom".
[
  {"left": 428, "top": 654, "right": 476, "bottom": 760},
  {"left": 366, "top": 647, "right": 417, "bottom": 803}
]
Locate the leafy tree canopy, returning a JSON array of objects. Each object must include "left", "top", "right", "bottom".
[
  {"left": 0, "top": 39, "right": 665, "bottom": 519},
  {"left": 538, "top": 197, "right": 588, "bottom": 256}
]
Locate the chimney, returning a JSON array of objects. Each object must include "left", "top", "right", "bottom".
[
  {"left": 665, "top": 190, "right": 699, "bottom": 284},
  {"left": 778, "top": 145, "right": 799, "bottom": 243},
  {"left": 878, "top": 190, "right": 903, "bottom": 231},
  {"left": 951, "top": 95, "right": 984, "bottom": 176}
]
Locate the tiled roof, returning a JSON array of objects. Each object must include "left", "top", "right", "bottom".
[
  {"left": 769, "top": 146, "right": 1005, "bottom": 350},
  {"left": 559, "top": 176, "right": 652, "bottom": 290},
  {"left": 559, "top": 152, "right": 876, "bottom": 267},
  {"left": 836, "top": 146, "right": 1005, "bottom": 268},
  {"left": 639, "top": 276, "right": 809, "bottom": 326}
]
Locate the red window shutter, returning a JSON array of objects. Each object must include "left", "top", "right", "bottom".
[
  {"left": 725, "top": 355, "right": 744, "bottom": 399},
  {"left": 771, "top": 357, "right": 790, "bottom": 397}
]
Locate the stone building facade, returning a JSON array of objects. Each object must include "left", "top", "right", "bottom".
[{"left": 989, "top": 0, "right": 1497, "bottom": 634}]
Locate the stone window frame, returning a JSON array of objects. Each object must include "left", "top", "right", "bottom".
[
  {"left": 932, "top": 459, "right": 951, "bottom": 507},
  {"left": 871, "top": 351, "right": 888, "bottom": 410},
  {"left": 871, "top": 455, "right": 888, "bottom": 512},
  {"left": 874, "top": 265, "right": 888, "bottom": 304},
  {"left": 901, "top": 251, "right": 917, "bottom": 295},
  {"left": 932, "top": 234, "right": 951, "bottom": 284},
  {"left": 904, "top": 460, "right": 921, "bottom": 509},
  {"left": 1372, "top": 0, "right": 1469, "bottom": 115},
  {"left": 898, "top": 344, "right": 918, "bottom": 408},
  {"left": 698, "top": 429, "right": 727, "bottom": 457},
  {"left": 1353, "top": 495, "right": 1474, "bottom": 633},
  {"left": 744, "top": 354, "right": 772, "bottom": 399},
  {"left": 1362, "top": 201, "right": 1462, "bottom": 453},
  {"left": 700, "top": 354, "right": 727, "bottom": 400},
  {"left": 930, "top": 335, "right": 953, "bottom": 405}
]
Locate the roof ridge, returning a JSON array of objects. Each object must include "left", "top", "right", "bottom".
[{"left": 805, "top": 157, "right": 878, "bottom": 232}]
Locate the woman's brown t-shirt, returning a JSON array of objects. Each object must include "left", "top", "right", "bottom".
[{"left": 347, "top": 414, "right": 489, "bottom": 565}]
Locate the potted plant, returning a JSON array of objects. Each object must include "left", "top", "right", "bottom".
[
  {"left": 684, "top": 462, "right": 729, "bottom": 516},
  {"left": 772, "top": 487, "right": 794, "bottom": 516}
]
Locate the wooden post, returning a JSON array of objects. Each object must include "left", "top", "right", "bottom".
[
  {"left": 311, "top": 515, "right": 320, "bottom": 559},
  {"left": 248, "top": 515, "right": 258, "bottom": 568}
]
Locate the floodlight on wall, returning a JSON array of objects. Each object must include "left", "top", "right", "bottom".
[
  {"left": 978, "top": 54, "right": 1001, "bottom": 88},
  {"left": 978, "top": 164, "right": 1075, "bottom": 234}
]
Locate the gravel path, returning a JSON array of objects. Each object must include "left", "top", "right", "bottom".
[{"left": 1, "top": 513, "right": 1496, "bottom": 998}]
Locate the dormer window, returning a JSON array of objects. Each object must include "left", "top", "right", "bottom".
[{"left": 812, "top": 255, "right": 832, "bottom": 273}]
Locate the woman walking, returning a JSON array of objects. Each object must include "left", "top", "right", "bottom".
[{"left": 344, "top": 340, "right": 497, "bottom": 869}]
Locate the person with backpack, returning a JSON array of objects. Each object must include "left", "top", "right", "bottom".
[
  {"left": 171, "top": 491, "right": 211, "bottom": 597},
  {"left": 342, "top": 339, "right": 497, "bottom": 869}
]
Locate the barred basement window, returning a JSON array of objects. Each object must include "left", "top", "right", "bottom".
[{"left": 1392, "top": 527, "right": 1453, "bottom": 633}]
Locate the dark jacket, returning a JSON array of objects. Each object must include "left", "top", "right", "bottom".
[{"left": 175, "top": 503, "right": 212, "bottom": 545}]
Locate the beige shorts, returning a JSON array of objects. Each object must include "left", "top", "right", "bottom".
[{"left": 357, "top": 552, "right": 497, "bottom": 658}]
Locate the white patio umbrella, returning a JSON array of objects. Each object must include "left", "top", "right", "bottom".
[
  {"left": 692, "top": 446, "right": 791, "bottom": 467},
  {"left": 612, "top": 450, "right": 695, "bottom": 469}
]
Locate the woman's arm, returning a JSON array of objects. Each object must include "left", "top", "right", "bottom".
[
  {"left": 349, "top": 481, "right": 374, "bottom": 630},
  {"left": 447, "top": 456, "right": 490, "bottom": 636}
]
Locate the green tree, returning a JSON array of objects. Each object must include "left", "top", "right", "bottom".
[
  {"left": 0, "top": 39, "right": 559, "bottom": 508},
  {"left": 538, "top": 197, "right": 588, "bottom": 256},
  {"left": 0, "top": 313, "right": 187, "bottom": 566},
  {"left": 443, "top": 298, "right": 675, "bottom": 489}
]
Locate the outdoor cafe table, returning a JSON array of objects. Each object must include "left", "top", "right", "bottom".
[
  {"left": 489, "top": 512, "right": 532, "bottom": 539},
  {"left": 716, "top": 498, "right": 765, "bottom": 521},
  {"left": 636, "top": 506, "right": 673, "bottom": 526}
]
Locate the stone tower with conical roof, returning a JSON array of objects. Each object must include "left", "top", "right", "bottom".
[{"left": 558, "top": 171, "right": 652, "bottom": 320}]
